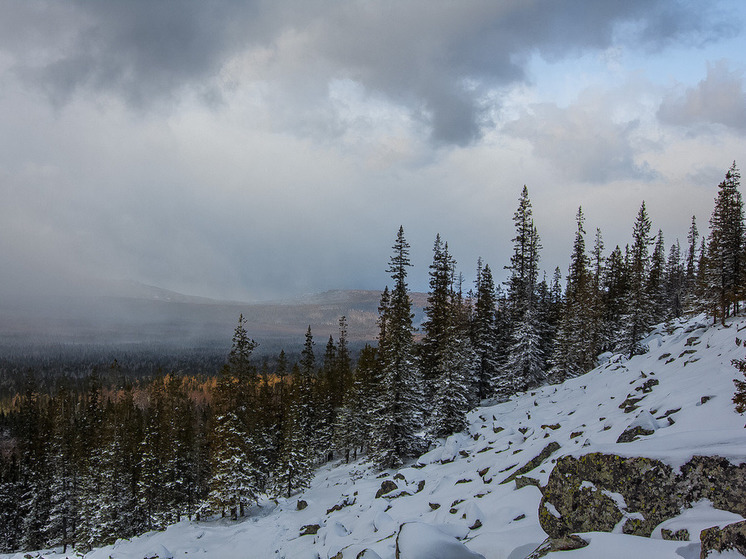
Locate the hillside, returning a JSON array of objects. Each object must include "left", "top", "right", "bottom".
[{"left": 6, "top": 313, "right": 746, "bottom": 559}]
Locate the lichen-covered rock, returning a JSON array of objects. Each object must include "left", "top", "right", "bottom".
[
  {"left": 540, "top": 453, "right": 679, "bottom": 537},
  {"left": 501, "top": 442, "right": 560, "bottom": 485},
  {"left": 525, "top": 535, "right": 589, "bottom": 558},
  {"left": 540, "top": 453, "right": 746, "bottom": 540},
  {"left": 375, "top": 480, "right": 398, "bottom": 498},
  {"left": 515, "top": 476, "right": 540, "bottom": 489},
  {"left": 616, "top": 425, "right": 655, "bottom": 443},
  {"left": 700, "top": 520, "right": 746, "bottom": 558},
  {"left": 300, "top": 524, "right": 320, "bottom": 536},
  {"left": 661, "top": 528, "right": 690, "bottom": 541},
  {"left": 679, "top": 456, "right": 746, "bottom": 517}
]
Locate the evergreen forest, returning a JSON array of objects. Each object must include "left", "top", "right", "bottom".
[{"left": 1, "top": 162, "right": 745, "bottom": 553}]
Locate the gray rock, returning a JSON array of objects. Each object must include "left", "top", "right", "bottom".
[
  {"left": 539, "top": 453, "right": 746, "bottom": 539},
  {"left": 700, "top": 520, "right": 746, "bottom": 557},
  {"left": 375, "top": 480, "right": 398, "bottom": 498}
]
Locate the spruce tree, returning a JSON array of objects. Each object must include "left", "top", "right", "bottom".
[
  {"left": 624, "top": 202, "right": 654, "bottom": 357},
  {"left": 648, "top": 229, "right": 668, "bottom": 323},
  {"left": 552, "top": 207, "right": 597, "bottom": 381},
  {"left": 471, "top": 260, "right": 499, "bottom": 401},
  {"left": 706, "top": 161, "right": 744, "bottom": 324},
  {"left": 371, "top": 226, "right": 423, "bottom": 469},
  {"left": 504, "top": 187, "right": 546, "bottom": 391}
]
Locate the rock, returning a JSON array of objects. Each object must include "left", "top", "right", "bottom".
[
  {"left": 429, "top": 502, "right": 441, "bottom": 510},
  {"left": 540, "top": 453, "right": 746, "bottom": 539},
  {"left": 297, "top": 499, "right": 308, "bottom": 510},
  {"left": 525, "top": 535, "right": 589, "bottom": 558},
  {"left": 616, "top": 425, "right": 655, "bottom": 443},
  {"left": 700, "top": 520, "right": 746, "bottom": 557},
  {"left": 661, "top": 528, "right": 690, "bottom": 541},
  {"left": 515, "top": 476, "right": 540, "bottom": 489},
  {"left": 616, "top": 410, "right": 660, "bottom": 443},
  {"left": 300, "top": 524, "right": 320, "bottom": 536},
  {"left": 327, "top": 496, "right": 355, "bottom": 514},
  {"left": 376, "top": 480, "right": 398, "bottom": 498},
  {"left": 500, "top": 442, "right": 561, "bottom": 485},
  {"left": 356, "top": 550, "right": 383, "bottom": 559}
]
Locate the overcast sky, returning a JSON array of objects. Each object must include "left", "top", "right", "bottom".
[{"left": 1, "top": 0, "right": 746, "bottom": 302}]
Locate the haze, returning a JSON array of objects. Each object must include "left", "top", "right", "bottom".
[{"left": 1, "top": 0, "right": 746, "bottom": 305}]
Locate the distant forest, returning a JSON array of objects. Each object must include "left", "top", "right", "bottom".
[{"left": 1, "top": 162, "right": 744, "bottom": 553}]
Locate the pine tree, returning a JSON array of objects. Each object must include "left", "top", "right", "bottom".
[
  {"left": 706, "top": 162, "right": 745, "bottom": 324},
  {"left": 624, "top": 202, "right": 654, "bottom": 357},
  {"left": 552, "top": 207, "right": 597, "bottom": 380},
  {"left": 504, "top": 187, "right": 546, "bottom": 391},
  {"left": 471, "top": 260, "right": 499, "bottom": 401},
  {"left": 273, "top": 362, "right": 314, "bottom": 498},
  {"left": 602, "top": 245, "right": 628, "bottom": 351},
  {"left": 648, "top": 230, "right": 668, "bottom": 323},
  {"left": 371, "top": 226, "right": 423, "bottom": 469},
  {"left": 665, "top": 240, "right": 685, "bottom": 319},
  {"left": 684, "top": 215, "right": 699, "bottom": 311},
  {"left": 420, "top": 235, "right": 455, "bottom": 404},
  {"left": 429, "top": 286, "right": 477, "bottom": 438}
]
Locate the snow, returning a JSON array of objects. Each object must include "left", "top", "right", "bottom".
[
  {"left": 395, "top": 522, "right": 486, "bottom": 559},
  {"left": 4, "top": 313, "right": 746, "bottom": 559}
]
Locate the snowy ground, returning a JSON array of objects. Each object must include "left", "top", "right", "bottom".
[{"left": 6, "top": 314, "right": 746, "bottom": 559}]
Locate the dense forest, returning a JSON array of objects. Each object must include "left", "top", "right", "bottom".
[{"left": 1, "top": 162, "right": 744, "bottom": 553}]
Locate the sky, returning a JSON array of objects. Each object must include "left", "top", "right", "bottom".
[{"left": 1, "top": 0, "right": 746, "bottom": 303}]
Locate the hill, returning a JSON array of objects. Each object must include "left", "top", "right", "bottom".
[
  {"left": 8, "top": 312, "right": 744, "bottom": 558},
  {"left": 0, "top": 285, "right": 427, "bottom": 351}
]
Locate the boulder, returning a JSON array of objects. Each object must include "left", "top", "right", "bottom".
[
  {"left": 375, "top": 480, "right": 398, "bottom": 498},
  {"left": 395, "top": 522, "right": 485, "bottom": 559},
  {"left": 700, "top": 520, "right": 746, "bottom": 558},
  {"left": 540, "top": 453, "right": 746, "bottom": 539}
]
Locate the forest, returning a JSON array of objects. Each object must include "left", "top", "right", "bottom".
[{"left": 0, "top": 162, "right": 744, "bottom": 553}]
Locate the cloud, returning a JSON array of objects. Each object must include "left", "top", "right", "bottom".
[
  {"left": 3, "top": 0, "right": 735, "bottom": 145},
  {"left": 504, "top": 89, "right": 657, "bottom": 183},
  {"left": 658, "top": 61, "right": 746, "bottom": 132}
]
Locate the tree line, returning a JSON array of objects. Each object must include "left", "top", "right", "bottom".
[{"left": 0, "top": 162, "right": 743, "bottom": 553}]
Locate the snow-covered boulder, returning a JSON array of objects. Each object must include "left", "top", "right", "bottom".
[{"left": 394, "top": 522, "right": 485, "bottom": 559}]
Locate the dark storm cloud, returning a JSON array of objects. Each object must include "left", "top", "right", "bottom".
[{"left": 3, "top": 0, "right": 732, "bottom": 144}]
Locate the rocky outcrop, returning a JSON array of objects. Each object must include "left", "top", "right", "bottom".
[
  {"left": 539, "top": 453, "right": 746, "bottom": 538},
  {"left": 700, "top": 520, "right": 746, "bottom": 558}
]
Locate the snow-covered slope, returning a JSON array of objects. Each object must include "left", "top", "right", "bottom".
[{"left": 7, "top": 314, "right": 746, "bottom": 559}]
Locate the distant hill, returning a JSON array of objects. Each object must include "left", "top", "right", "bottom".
[{"left": 0, "top": 285, "right": 428, "bottom": 352}]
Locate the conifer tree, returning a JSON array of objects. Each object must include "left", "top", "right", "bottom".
[
  {"left": 624, "top": 202, "right": 654, "bottom": 357},
  {"left": 666, "top": 240, "right": 685, "bottom": 319},
  {"left": 504, "top": 187, "right": 546, "bottom": 391},
  {"left": 552, "top": 207, "right": 597, "bottom": 380},
  {"left": 421, "top": 235, "right": 455, "bottom": 404},
  {"left": 602, "top": 245, "right": 628, "bottom": 351},
  {"left": 684, "top": 215, "right": 699, "bottom": 310},
  {"left": 371, "top": 226, "right": 423, "bottom": 469},
  {"left": 273, "top": 362, "right": 314, "bottom": 498},
  {"left": 706, "top": 162, "right": 744, "bottom": 324},
  {"left": 471, "top": 259, "right": 499, "bottom": 400},
  {"left": 646, "top": 229, "right": 668, "bottom": 323}
]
